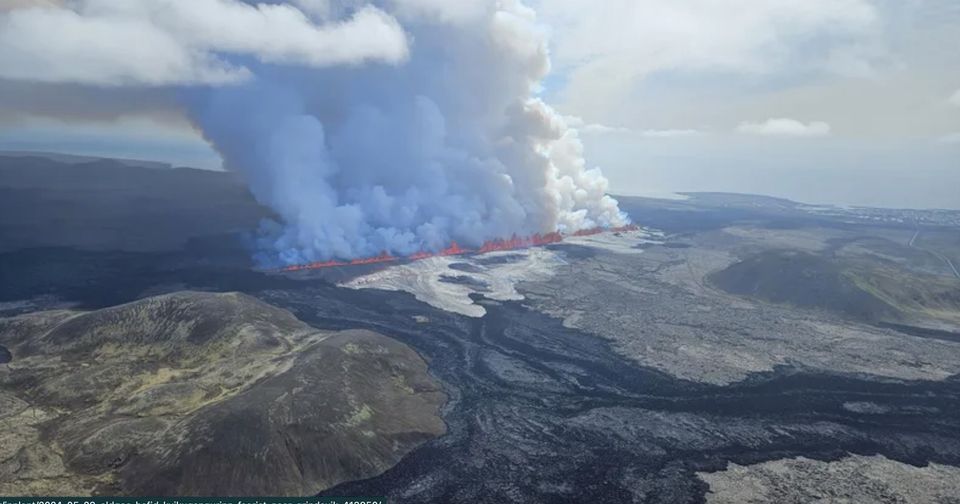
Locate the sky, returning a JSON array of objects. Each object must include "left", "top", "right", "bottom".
[{"left": 1, "top": 0, "right": 958, "bottom": 209}]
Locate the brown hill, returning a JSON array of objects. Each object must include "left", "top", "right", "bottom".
[{"left": 0, "top": 291, "right": 445, "bottom": 496}]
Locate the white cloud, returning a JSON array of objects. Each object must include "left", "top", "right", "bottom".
[
  {"left": 581, "top": 123, "right": 630, "bottom": 135},
  {"left": 539, "top": 0, "right": 881, "bottom": 116},
  {"left": 290, "top": 0, "right": 332, "bottom": 20},
  {"left": 737, "top": 118, "right": 831, "bottom": 137},
  {"left": 566, "top": 115, "right": 703, "bottom": 137},
  {"left": 0, "top": 0, "right": 63, "bottom": 11},
  {"left": 563, "top": 115, "right": 625, "bottom": 134},
  {"left": 0, "top": 0, "right": 409, "bottom": 86},
  {"left": 950, "top": 89, "right": 960, "bottom": 107}
]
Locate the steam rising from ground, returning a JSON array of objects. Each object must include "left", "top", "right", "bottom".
[
  {"left": 187, "top": 1, "right": 627, "bottom": 265},
  {"left": 0, "top": 0, "right": 628, "bottom": 265},
  {"left": 341, "top": 227, "right": 656, "bottom": 317}
]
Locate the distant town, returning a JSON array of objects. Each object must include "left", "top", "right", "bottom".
[{"left": 801, "top": 205, "right": 960, "bottom": 228}]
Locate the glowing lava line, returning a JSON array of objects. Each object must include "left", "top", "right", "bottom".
[{"left": 279, "top": 225, "right": 638, "bottom": 272}]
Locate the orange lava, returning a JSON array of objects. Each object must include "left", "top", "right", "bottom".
[
  {"left": 572, "top": 227, "right": 603, "bottom": 237},
  {"left": 477, "top": 232, "right": 564, "bottom": 253},
  {"left": 605, "top": 224, "right": 639, "bottom": 234},
  {"left": 407, "top": 251, "right": 435, "bottom": 260},
  {"left": 349, "top": 252, "right": 396, "bottom": 266},
  {"left": 279, "top": 224, "right": 639, "bottom": 272},
  {"left": 439, "top": 241, "right": 467, "bottom": 256}
]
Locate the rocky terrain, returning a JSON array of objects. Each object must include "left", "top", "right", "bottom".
[
  {"left": 0, "top": 154, "right": 270, "bottom": 253},
  {"left": 698, "top": 455, "right": 960, "bottom": 504},
  {"left": 0, "top": 291, "right": 445, "bottom": 496},
  {"left": 518, "top": 229, "right": 960, "bottom": 385},
  {"left": 3, "top": 159, "right": 960, "bottom": 502}
]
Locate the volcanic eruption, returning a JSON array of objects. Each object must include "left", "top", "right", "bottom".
[
  {"left": 184, "top": 0, "right": 628, "bottom": 267},
  {"left": 279, "top": 225, "right": 639, "bottom": 272},
  {"left": 0, "top": 0, "right": 629, "bottom": 267}
]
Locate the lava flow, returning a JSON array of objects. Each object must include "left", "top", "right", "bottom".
[{"left": 279, "top": 224, "right": 638, "bottom": 272}]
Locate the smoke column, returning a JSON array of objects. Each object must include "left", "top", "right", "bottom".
[{"left": 185, "top": 0, "right": 628, "bottom": 266}]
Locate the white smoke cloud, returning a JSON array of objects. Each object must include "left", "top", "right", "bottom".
[
  {"left": 737, "top": 118, "right": 832, "bottom": 138},
  {"left": 0, "top": 0, "right": 408, "bottom": 86},
  {"left": 0, "top": 0, "right": 628, "bottom": 265}
]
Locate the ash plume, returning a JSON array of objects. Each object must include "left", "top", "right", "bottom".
[{"left": 0, "top": 0, "right": 628, "bottom": 265}]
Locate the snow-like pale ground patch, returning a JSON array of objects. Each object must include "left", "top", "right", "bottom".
[
  {"left": 341, "top": 229, "right": 657, "bottom": 317},
  {"left": 565, "top": 229, "right": 663, "bottom": 254},
  {"left": 342, "top": 249, "right": 564, "bottom": 317},
  {"left": 698, "top": 454, "right": 960, "bottom": 504}
]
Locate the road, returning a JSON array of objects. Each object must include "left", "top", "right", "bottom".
[{"left": 909, "top": 228, "right": 960, "bottom": 279}]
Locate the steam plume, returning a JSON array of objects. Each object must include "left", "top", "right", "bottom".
[
  {"left": 0, "top": 0, "right": 628, "bottom": 265},
  {"left": 187, "top": 0, "right": 626, "bottom": 265}
]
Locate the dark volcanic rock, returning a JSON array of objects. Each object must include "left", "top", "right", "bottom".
[
  {"left": 121, "top": 330, "right": 444, "bottom": 496},
  {"left": 439, "top": 274, "right": 490, "bottom": 290},
  {"left": 448, "top": 262, "right": 483, "bottom": 273},
  {"left": 879, "top": 322, "right": 960, "bottom": 344},
  {"left": 708, "top": 250, "right": 897, "bottom": 321},
  {"left": 3, "top": 160, "right": 960, "bottom": 502},
  {"left": 547, "top": 243, "right": 598, "bottom": 259},
  {"left": 474, "top": 253, "right": 527, "bottom": 265},
  {"left": 0, "top": 344, "right": 9, "bottom": 363},
  {"left": 0, "top": 292, "right": 445, "bottom": 496},
  {"left": 0, "top": 156, "right": 271, "bottom": 253}
]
